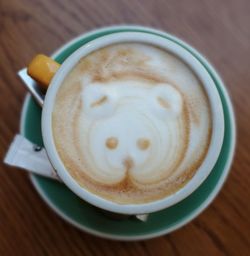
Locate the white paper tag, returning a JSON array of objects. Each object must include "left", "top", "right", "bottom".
[
  {"left": 4, "top": 134, "right": 59, "bottom": 180},
  {"left": 135, "top": 214, "right": 149, "bottom": 222}
]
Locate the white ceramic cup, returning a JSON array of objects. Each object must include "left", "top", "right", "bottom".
[{"left": 42, "top": 32, "right": 224, "bottom": 215}]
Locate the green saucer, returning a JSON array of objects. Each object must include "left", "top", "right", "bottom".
[{"left": 20, "top": 26, "right": 235, "bottom": 241}]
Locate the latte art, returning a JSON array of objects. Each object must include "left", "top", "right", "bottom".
[
  {"left": 53, "top": 43, "right": 212, "bottom": 204},
  {"left": 81, "top": 81, "right": 185, "bottom": 185}
]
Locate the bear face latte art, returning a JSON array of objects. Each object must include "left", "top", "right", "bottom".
[{"left": 52, "top": 43, "right": 212, "bottom": 204}]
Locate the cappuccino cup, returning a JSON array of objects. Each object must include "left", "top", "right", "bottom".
[{"left": 27, "top": 31, "right": 224, "bottom": 215}]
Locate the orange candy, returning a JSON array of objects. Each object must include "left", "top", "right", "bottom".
[{"left": 27, "top": 54, "right": 60, "bottom": 90}]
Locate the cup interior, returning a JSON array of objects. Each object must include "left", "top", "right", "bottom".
[{"left": 42, "top": 32, "right": 224, "bottom": 214}]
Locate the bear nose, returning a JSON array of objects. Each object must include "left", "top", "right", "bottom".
[{"left": 123, "top": 157, "right": 134, "bottom": 170}]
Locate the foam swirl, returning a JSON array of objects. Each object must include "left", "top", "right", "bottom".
[{"left": 52, "top": 43, "right": 211, "bottom": 204}]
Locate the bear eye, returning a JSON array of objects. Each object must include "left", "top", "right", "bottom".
[
  {"left": 137, "top": 138, "right": 150, "bottom": 150},
  {"left": 106, "top": 137, "right": 118, "bottom": 150}
]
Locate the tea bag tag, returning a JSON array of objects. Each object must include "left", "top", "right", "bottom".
[{"left": 4, "top": 134, "right": 59, "bottom": 180}]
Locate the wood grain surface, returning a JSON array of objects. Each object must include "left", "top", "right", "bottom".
[{"left": 0, "top": 0, "right": 249, "bottom": 255}]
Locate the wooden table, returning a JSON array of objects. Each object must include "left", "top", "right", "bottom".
[{"left": 0, "top": 0, "right": 249, "bottom": 255}]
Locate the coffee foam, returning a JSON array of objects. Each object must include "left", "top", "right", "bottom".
[{"left": 52, "top": 43, "right": 212, "bottom": 204}]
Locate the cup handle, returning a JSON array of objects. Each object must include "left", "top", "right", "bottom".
[{"left": 27, "top": 54, "right": 61, "bottom": 90}]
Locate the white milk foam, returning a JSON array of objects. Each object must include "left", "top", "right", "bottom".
[{"left": 52, "top": 43, "right": 212, "bottom": 204}]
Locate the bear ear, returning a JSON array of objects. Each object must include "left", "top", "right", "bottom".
[
  {"left": 82, "top": 83, "right": 116, "bottom": 119},
  {"left": 151, "top": 83, "right": 183, "bottom": 119}
]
